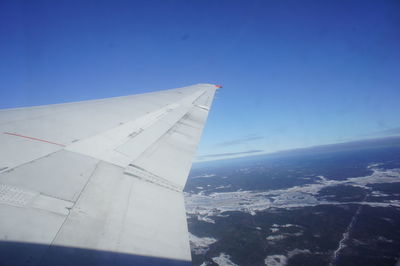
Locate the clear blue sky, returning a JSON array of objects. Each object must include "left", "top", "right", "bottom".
[{"left": 1, "top": 0, "right": 399, "bottom": 160}]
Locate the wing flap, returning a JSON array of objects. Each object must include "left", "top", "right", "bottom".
[{"left": 129, "top": 106, "right": 211, "bottom": 189}]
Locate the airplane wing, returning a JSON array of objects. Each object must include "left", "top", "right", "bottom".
[{"left": 0, "top": 83, "right": 219, "bottom": 266}]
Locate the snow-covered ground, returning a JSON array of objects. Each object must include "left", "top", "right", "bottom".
[
  {"left": 185, "top": 167, "right": 400, "bottom": 223},
  {"left": 211, "top": 253, "right": 238, "bottom": 266}
]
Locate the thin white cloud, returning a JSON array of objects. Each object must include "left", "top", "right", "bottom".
[{"left": 216, "top": 135, "right": 264, "bottom": 147}]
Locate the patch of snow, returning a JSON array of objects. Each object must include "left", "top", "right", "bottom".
[
  {"left": 317, "top": 175, "right": 328, "bottom": 182},
  {"left": 380, "top": 217, "right": 394, "bottom": 223},
  {"left": 197, "top": 215, "right": 215, "bottom": 224},
  {"left": 266, "top": 232, "right": 302, "bottom": 241},
  {"left": 212, "top": 253, "right": 238, "bottom": 266},
  {"left": 352, "top": 239, "right": 367, "bottom": 246},
  {"left": 264, "top": 255, "right": 287, "bottom": 266},
  {"left": 371, "top": 191, "right": 389, "bottom": 197},
  {"left": 281, "top": 224, "right": 299, "bottom": 228},
  {"left": 272, "top": 224, "right": 300, "bottom": 228},
  {"left": 368, "top": 163, "right": 382, "bottom": 169},
  {"left": 287, "top": 248, "right": 311, "bottom": 257},
  {"left": 215, "top": 185, "right": 232, "bottom": 190},
  {"left": 377, "top": 236, "right": 393, "bottom": 243},
  {"left": 189, "top": 233, "right": 217, "bottom": 255},
  {"left": 192, "top": 174, "right": 217, "bottom": 179},
  {"left": 266, "top": 235, "right": 288, "bottom": 241}
]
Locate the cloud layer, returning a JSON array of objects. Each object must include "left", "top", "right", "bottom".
[{"left": 197, "top": 150, "right": 263, "bottom": 160}]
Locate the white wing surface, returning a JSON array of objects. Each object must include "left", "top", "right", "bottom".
[{"left": 0, "top": 84, "right": 219, "bottom": 266}]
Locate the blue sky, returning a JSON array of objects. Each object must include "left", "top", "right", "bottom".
[{"left": 1, "top": 0, "right": 399, "bottom": 160}]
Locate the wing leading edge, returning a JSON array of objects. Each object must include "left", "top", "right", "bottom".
[{"left": 0, "top": 84, "right": 219, "bottom": 265}]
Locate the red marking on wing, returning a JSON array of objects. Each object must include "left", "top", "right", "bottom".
[
  {"left": 215, "top": 85, "right": 222, "bottom": 88},
  {"left": 3, "top": 132, "right": 66, "bottom": 147}
]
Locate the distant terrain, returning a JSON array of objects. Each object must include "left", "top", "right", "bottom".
[{"left": 184, "top": 137, "right": 400, "bottom": 266}]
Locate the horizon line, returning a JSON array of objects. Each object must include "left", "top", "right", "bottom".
[{"left": 195, "top": 134, "right": 400, "bottom": 163}]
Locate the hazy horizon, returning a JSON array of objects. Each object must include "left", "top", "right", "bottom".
[{"left": 195, "top": 134, "right": 400, "bottom": 163}]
